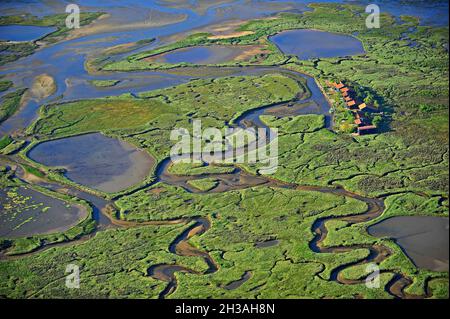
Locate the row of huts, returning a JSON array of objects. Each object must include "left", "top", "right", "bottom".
[{"left": 332, "top": 82, "right": 377, "bottom": 135}]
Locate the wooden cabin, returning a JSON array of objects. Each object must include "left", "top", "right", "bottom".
[
  {"left": 358, "top": 103, "right": 367, "bottom": 111},
  {"left": 354, "top": 112, "right": 362, "bottom": 126},
  {"left": 335, "top": 83, "right": 345, "bottom": 90},
  {"left": 347, "top": 100, "right": 356, "bottom": 108}
]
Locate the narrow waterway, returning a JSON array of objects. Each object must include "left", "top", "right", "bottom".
[
  {"left": 1, "top": 0, "right": 448, "bottom": 299},
  {"left": 1, "top": 66, "right": 446, "bottom": 299}
]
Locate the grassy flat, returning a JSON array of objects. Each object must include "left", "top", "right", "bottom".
[
  {"left": 89, "top": 80, "right": 120, "bottom": 87},
  {"left": 0, "top": 2, "right": 447, "bottom": 300},
  {"left": 186, "top": 178, "right": 219, "bottom": 191},
  {"left": 0, "top": 89, "right": 26, "bottom": 124}
]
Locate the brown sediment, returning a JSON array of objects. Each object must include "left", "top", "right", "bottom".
[
  {"left": 30, "top": 74, "right": 56, "bottom": 100},
  {"left": 368, "top": 216, "right": 449, "bottom": 272},
  {"left": 65, "top": 10, "right": 187, "bottom": 41},
  {"left": 233, "top": 45, "right": 270, "bottom": 61},
  {"left": 208, "top": 31, "right": 255, "bottom": 40},
  {"left": 147, "top": 187, "right": 167, "bottom": 195},
  {"left": 85, "top": 39, "right": 157, "bottom": 74},
  {"left": 21, "top": 170, "right": 46, "bottom": 184},
  {"left": 0, "top": 191, "right": 88, "bottom": 239}
]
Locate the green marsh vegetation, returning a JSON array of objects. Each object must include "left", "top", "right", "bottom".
[
  {"left": 2, "top": 176, "right": 397, "bottom": 298},
  {"left": 168, "top": 162, "right": 235, "bottom": 176},
  {"left": 0, "top": 12, "right": 104, "bottom": 43},
  {"left": 0, "top": 135, "right": 13, "bottom": 150},
  {"left": 0, "top": 88, "right": 27, "bottom": 124},
  {"left": 186, "top": 178, "right": 219, "bottom": 192},
  {"left": 103, "top": 3, "right": 448, "bottom": 145},
  {"left": 0, "top": 138, "right": 26, "bottom": 155},
  {"left": 113, "top": 182, "right": 399, "bottom": 298},
  {"left": 20, "top": 73, "right": 301, "bottom": 199},
  {"left": 112, "top": 120, "right": 447, "bottom": 299},
  {"left": 1, "top": 3, "right": 448, "bottom": 299},
  {"left": 21, "top": 164, "right": 46, "bottom": 179},
  {"left": 102, "top": 31, "right": 286, "bottom": 71},
  {"left": 85, "top": 38, "right": 155, "bottom": 73},
  {"left": 0, "top": 41, "right": 37, "bottom": 67},
  {"left": 244, "top": 114, "right": 448, "bottom": 200},
  {"left": 0, "top": 223, "right": 208, "bottom": 298},
  {"left": 112, "top": 113, "right": 447, "bottom": 298},
  {"left": 29, "top": 74, "right": 302, "bottom": 161},
  {"left": 0, "top": 80, "right": 13, "bottom": 92}
]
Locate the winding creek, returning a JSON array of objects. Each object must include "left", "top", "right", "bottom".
[
  {"left": 2, "top": 65, "right": 447, "bottom": 299},
  {"left": 0, "top": 0, "right": 448, "bottom": 299}
]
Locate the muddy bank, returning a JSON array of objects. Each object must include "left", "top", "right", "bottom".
[{"left": 30, "top": 74, "right": 56, "bottom": 100}]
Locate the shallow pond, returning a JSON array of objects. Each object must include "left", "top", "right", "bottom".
[
  {"left": 0, "top": 186, "right": 87, "bottom": 238},
  {"left": 255, "top": 239, "right": 280, "bottom": 248},
  {"left": 368, "top": 216, "right": 449, "bottom": 272},
  {"left": 147, "top": 45, "right": 258, "bottom": 64},
  {"left": 0, "top": 25, "right": 56, "bottom": 42},
  {"left": 224, "top": 271, "right": 252, "bottom": 290},
  {"left": 28, "top": 133, "right": 155, "bottom": 193},
  {"left": 270, "top": 29, "right": 365, "bottom": 60}
]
